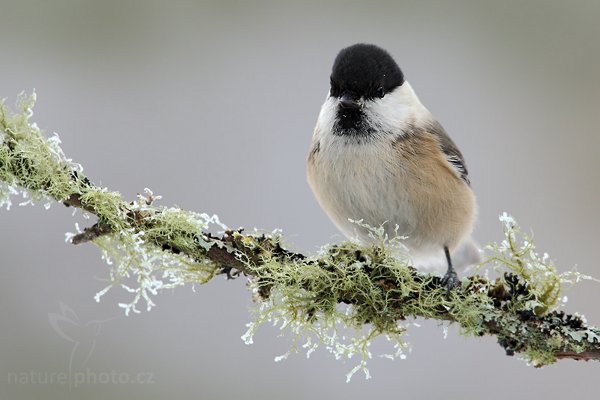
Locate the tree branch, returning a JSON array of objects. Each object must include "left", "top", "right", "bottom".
[{"left": 1, "top": 93, "right": 599, "bottom": 374}]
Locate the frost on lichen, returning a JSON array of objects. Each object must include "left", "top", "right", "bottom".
[
  {"left": 0, "top": 92, "right": 81, "bottom": 209},
  {"left": 242, "top": 225, "right": 416, "bottom": 381},
  {"left": 485, "top": 212, "right": 594, "bottom": 316},
  {"left": 82, "top": 189, "right": 226, "bottom": 315},
  {"left": 238, "top": 216, "right": 598, "bottom": 379},
  {"left": 2, "top": 92, "right": 599, "bottom": 380},
  {"left": 239, "top": 223, "right": 482, "bottom": 380},
  {"left": 0, "top": 94, "right": 224, "bottom": 314}
]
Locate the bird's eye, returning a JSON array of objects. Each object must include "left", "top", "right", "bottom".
[{"left": 376, "top": 87, "right": 385, "bottom": 98}]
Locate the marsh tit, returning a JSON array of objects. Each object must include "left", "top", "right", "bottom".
[{"left": 307, "top": 43, "right": 480, "bottom": 289}]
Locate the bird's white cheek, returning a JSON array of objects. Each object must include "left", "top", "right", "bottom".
[
  {"left": 363, "top": 83, "right": 431, "bottom": 134},
  {"left": 314, "top": 96, "right": 337, "bottom": 140},
  {"left": 364, "top": 97, "right": 412, "bottom": 133},
  {"left": 364, "top": 101, "right": 398, "bottom": 132}
]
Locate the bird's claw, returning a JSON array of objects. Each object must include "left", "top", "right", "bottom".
[{"left": 441, "top": 270, "right": 460, "bottom": 291}]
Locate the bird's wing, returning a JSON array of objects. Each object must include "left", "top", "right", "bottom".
[{"left": 427, "top": 120, "right": 470, "bottom": 186}]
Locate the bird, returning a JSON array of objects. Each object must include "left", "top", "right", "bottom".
[{"left": 306, "top": 43, "right": 480, "bottom": 289}]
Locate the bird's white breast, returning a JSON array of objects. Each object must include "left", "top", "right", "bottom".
[{"left": 308, "top": 132, "right": 418, "bottom": 244}]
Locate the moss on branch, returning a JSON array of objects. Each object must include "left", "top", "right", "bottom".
[{"left": 1, "top": 93, "right": 599, "bottom": 380}]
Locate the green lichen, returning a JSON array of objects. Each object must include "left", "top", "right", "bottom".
[
  {"left": 484, "top": 213, "right": 576, "bottom": 315},
  {"left": 79, "top": 187, "right": 129, "bottom": 231},
  {"left": 0, "top": 92, "right": 77, "bottom": 205},
  {"left": 237, "top": 222, "right": 598, "bottom": 376}
]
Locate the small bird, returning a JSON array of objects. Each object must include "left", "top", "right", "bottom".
[{"left": 307, "top": 43, "right": 480, "bottom": 289}]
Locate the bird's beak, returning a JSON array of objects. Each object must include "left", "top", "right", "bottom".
[{"left": 339, "top": 93, "right": 360, "bottom": 110}]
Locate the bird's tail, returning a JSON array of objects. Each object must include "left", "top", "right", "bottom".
[
  {"left": 451, "top": 236, "right": 483, "bottom": 271},
  {"left": 411, "top": 237, "right": 483, "bottom": 273}
]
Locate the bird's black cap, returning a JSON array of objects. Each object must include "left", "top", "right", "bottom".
[{"left": 330, "top": 44, "right": 404, "bottom": 100}]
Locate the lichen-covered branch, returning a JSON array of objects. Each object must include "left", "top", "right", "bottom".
[{"left": 1, "top": 93, "right": 599, "bottom": 380}]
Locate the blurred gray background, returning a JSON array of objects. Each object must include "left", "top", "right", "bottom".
[{"left": 1, "top": 0, "right": 599, "bottom": 399}]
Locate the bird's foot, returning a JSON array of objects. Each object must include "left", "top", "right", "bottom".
[{"left": 441, "top": 270, "right": 460, "bottom": 291}]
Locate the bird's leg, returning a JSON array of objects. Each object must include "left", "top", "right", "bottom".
[{"left": 441, "top": 246, "right": 460, "bottom": 290}]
